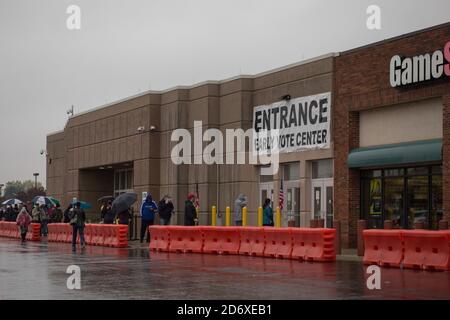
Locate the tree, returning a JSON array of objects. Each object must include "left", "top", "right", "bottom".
[
  {"left": 16, "top": 187, "right": 46, "bottom": 204},
  {"left": 3, "top": 180, "right": 44, "bottom": 199}
]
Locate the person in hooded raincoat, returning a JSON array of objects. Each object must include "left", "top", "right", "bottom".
[
  {"left": 140, "top": 194, "right": 158, "bottom": 243},
  {"left": 234, "top": 194, "right": 248, "bottom": 226},
  {"left": 16, "top": 205, "right": 31, "bottom": 243}
]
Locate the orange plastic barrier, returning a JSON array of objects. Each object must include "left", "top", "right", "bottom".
[
  {"left": 47, "top": 224, "right": 58, "bottom": 242},
  {"left": 263, "top": 228, "right": 293, "bottom": 259},
  {"left": 149, "top": 225, "right": 171, "bottom": 251},
  {"left": 46, "top": 223, "right": 128, "bottom": 248},
  {"left": 363, "top": 229, "right": 404, "bottom": 267},
  {"left": 403, "top": 230, "right": 450, "bottom": 271},
  {"left": 291, "top": 228, "right": 336, "bottom": 262},
  {"left": 168, "top": 226, "right": 203, "bottom": 253},
  {"left": 238, "top": 227, "right": 265, "bottom": 256},
  {"left": 94, "top": 224, "right": 106, "bottom": 246},
  {"left": 109, "top": 225, "right": 128, "bottom": 248},
  {"left": 0, "top": 221, "right": 41, "bottom": 241},
  {"left": 202, "top": 226, "right": 240, "bottom": 255},
  {"left": 84, "top": 224, "right": 93, "bottom": 245}
]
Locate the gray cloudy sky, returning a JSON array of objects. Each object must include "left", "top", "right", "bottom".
[{"left": 0, "top": 0, "right": 449, "bottom": 187}]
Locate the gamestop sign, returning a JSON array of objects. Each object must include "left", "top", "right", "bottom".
[
  {"left": 390, "top": 41, "right": 450, "bottom": 87},
  {"left": 253, "top": 92, "right": 331, "bottom": 154}
]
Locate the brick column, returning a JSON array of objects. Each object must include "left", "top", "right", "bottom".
[
  {"left": 443, "top": 94, "right": 450, "bottom": 223},
  {"left": 334, "top": 101, "right": 360, "bottom": 248}
]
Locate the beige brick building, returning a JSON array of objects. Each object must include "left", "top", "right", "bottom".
[{"left": 46, "top": 53, "right": 336, "bottom": 229}]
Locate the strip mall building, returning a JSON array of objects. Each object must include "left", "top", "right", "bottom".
[{"left": 46, "top": 23, "right": 450, "bottom": 249}]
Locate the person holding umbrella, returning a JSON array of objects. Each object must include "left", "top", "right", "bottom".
[
  {"left": 69, "top": 201, "right": 86, "bottom": 251},
  {"left": 39, "top": 204, "right": 50, "bottom": 237},
  {"left": 111, "top": 192, "right": 138, "bottom": 226},
  {"left": 140, "top": 194, "right": 158, "bottom": 243}
]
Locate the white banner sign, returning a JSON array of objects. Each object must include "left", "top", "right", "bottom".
[{"left": 253, "top": 92, "right": 331, "bottom": 154}]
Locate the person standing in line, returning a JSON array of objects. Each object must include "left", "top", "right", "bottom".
[
  {"left": 263, "top": 198, "right": 274, "bottom": 227},
  {"left": 63, "top": 204, "right": 73, "bottom": 223},
  {"left": 184, "top": 193, "right": 197, "bottom": 226},
  {"left": 12, "top": 204, "right": 20, "bottom": 222},
  {"left": 69, "top": 202, "right": 86, "bottom": 251},
  {"left": 52, "top": 204, "right": 63, "bottom": 223},
  {"left": 234, "top": 194, "right": 248, "bottom": 227},
  {"left": 158, "top": 195, "right": 174, "bottom": 226},
  {"left": 16, "top": 205, "right": 31, "bottom": 243},
  {"left": 39, "top": 204, "right": 50, "bottom": 237},
  {"left": 31, "top": 205, "right": 40, "bottom": 223},
  {"left": 103, "top": 201, "right": 115, "bottom": 224},
  {"left": 140, "top": 194, "right": 158, "bottom": 243}
]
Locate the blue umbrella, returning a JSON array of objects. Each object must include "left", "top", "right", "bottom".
[
  {"left": 2, "top": 198, "right": 23, "bottom": 206},
  {"left": 71, "top": 200, "right": 92, "bottom": 210}
]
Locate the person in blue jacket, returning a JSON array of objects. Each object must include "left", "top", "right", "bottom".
[
  {"left": 140, "top": 194, "right": 158, "bottom": 243},
  {"left": 263, "top": 198, "right": 274, "bottom": 227}
]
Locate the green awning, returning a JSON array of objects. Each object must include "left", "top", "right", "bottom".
[{"left": 348, "top": 139, "right": 442, "bottom": 169}]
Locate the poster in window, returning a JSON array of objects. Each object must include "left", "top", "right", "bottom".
[{"left": 370, "top": 179, "right": 382, "bottom": 216}]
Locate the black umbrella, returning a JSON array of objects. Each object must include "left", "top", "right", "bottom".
[
  {"left": 98, "top": 195, "right": 115, "bottom": 203},
  {"left": 111, "top": 192, "right": 138, "bottom": 215}
]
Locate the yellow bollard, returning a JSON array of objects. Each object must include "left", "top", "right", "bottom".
[
  {"left": 258, "top": 207, "right": 263, "bottom": 227},
  {"left": 226, "top": 206, "right": 231, "bottom": 227},
  {"left": 212, "top": 206, "right": 217, "bottom": 226},
  {"left": 276, "top": 207, "right": 281, "bottom": 228},
  {"left": 242, "top": 207, "right": 247, "bottom": 227}
]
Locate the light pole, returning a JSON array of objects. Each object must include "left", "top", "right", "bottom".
[{"left": 33, "top": 173, "right": 39, "bottom": 189}]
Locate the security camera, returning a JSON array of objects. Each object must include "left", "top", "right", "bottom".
[
  {"left": 137, "top": 126, "right": 145, "bottom": 132},
  {"left": 40, "top": 149, "right": 45, "bottom": 155},
  {"left": 281, "top": 94, "right": 291, "bottom": 101},
  {"left": 149, "top": 125, "right": 156, "bottom": 132}
]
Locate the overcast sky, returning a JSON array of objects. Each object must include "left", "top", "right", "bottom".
[{"left": 0, "top": 0, "right": 449, "bottom": 187}]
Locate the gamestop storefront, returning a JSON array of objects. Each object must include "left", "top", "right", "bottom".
[{"left": 334, "top": 23, "right": 450, "bottom": 249}]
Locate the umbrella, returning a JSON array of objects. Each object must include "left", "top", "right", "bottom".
[
  {"left": 98, "top": 195, "right": 115, "bottom": 203},
  {"left": 33, "top": 196, "right": 56, "bottom": 207},
  {"left": 2, "top": 198, "right": 23, "bottom": 206},
  {"left": 71, "top": 200, "right": 92, "bottom": 210},
  {"left": 111, "top": 192, "right": 137, "bottom": 215},
  {"left": 48, "top": 197, "right": 61, "bottom": 207}
]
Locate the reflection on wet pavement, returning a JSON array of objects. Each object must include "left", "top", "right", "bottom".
[{"left": 0, "top": 238, "right": 449, "bottom": 300}]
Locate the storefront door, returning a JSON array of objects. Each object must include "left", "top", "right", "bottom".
[
  {"left": 284, "top": 182, "right": 300, "bottom": 227},
  {"left": 260, "top": 182, "right": 274, "bottom": 210},
  {"left": 311, "top": 179, "right": 334, "bottom": 228}
]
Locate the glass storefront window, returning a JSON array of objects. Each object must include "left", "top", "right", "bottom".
[
  {"left": 385, "top": 169, "right": 403, "bottom": 177},
  {"left": 312, "top": 159, "right": 333, "bottom": 179},
  {"left": 283, "top": 163, "right": 300, "bottom": 181},
  {"left": 407, "top": 167, "right": 428, "bottom": 176},
  {"left": 384, "top": 178, "right": 404, "bottom": 228},
  {"left": 407, "top": 176, "right": 429, "bottom": 229},
  {"left": 361, "top": 165, "right": 442, "bottom": 230}
]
